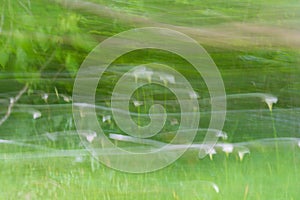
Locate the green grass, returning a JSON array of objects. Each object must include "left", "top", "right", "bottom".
[
  {"left": 1, "top": 143, "right": 300, "bottom": 199},
  {"left": 1, "top": 98, "right": 300, "bottom": 199}
]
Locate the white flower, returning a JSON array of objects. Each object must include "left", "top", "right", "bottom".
[
  {"left": 189, "top": 91, "right": 199, "bottom": 99},
  {"left": 221, "top": 143, "right": 234, "bottom": 156},
  {"left": 225, "top": 93, "right": 278, "bottom": 111},
  {"left": 60, "top": 94, "right": 72, "bottom": 102},
  {"left": 264, "top": 96, "right": 278, "bottom": 111},
  {"left": 170, "top": 118, "right": 179, "bottom": 126},
  {"left": 216, "top": 131, "right": 228, "bottom": 140},
  {"left": 132, "top": 66, "right": 153, "bottom": 83},
  {"left": 159, "top": 73, "right": 175, "bottom": 85},
  {"left": 102, "top": 115, "right": 111, "bottom": 123},
  {"left": 212, "top": 183, "right": 220, "bottom": 193},
  {"left": 86, "top": 132, "right": 97, "bottom": 143},
  {"left": 41, "top": 93, "right": 48, "bottom": 102},
  {"left": 10, "top": 97, "right": 14, "bottom": 104},
  {"left": 238, "top": 148, "right": 250, "bottom": 161},
  {"left": 207, "top": 148, "right": 216, "bottom": 160},
  {"left": 33, "top": 111, "right": 41, "bottom": 119},
  {"left": 133, "top": 100, "right": 143, "bottom": 107}
]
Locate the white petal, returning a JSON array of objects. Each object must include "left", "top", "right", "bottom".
[
  {"left": 170, "top": 118, "right": 179, "bottom": 125},
  {"left": 86, "top": 132, "right": 97, "bottom": 143},
  {"left": 238, "top": 149, "right": 250, "bottom": 161},
  {"left": 207, "top": 148, "right": 216, "bottom": 160},
  {"left": 60, "top": 94, "right": 72, "bottom": 102},
  {"left": 159, "top": 73, "right": 175, "bottom": 84},
  {"left": 189, "top": 91, "right": 199, "bottom": 99},
  {"left": 10, "top": 97, "right": 14, "bottom": 104},
  {"left": 133, "top": 100, "right": 143, "bottom": 107},
  {"left": 221, "top": 143, "right": 234, "bottom": 153},
  {"left": 41, "top": 93, "right": 48, "bottom": 101},
  {"left": 132, "top": 66, "right": 153, "bottom": 82},
  {"left": 102, "top": 115, "right": 111, "bottom": 122},
  {"left": 212, "top": 183, "right": 219, "bottom": 193},
  {"left": 33, "top": 111, "right": 41, "bottom": 119},
  {"left": 264, "top": 96, "right": 278, "bottom": 111},
  {"left": 216, "top": 131, "right": 228, "bottom": 140}
]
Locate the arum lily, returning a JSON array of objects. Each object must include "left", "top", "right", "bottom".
[
  {"left": 133, "top": 100, "right": 143, "bottom": 107},
  {"left": 102, "top": 115, "right": 111, "bottom": 123},
  {"left": 189, "top": 91, "right": 199, "bottom": 99},
  {"left": 220, "top": 143, "right": 234, "bottom": 156},
  {"left": 132, "top": 66, "right": 153, "bottom": 83},
  {"left": 85, "top": 131, "right": 97, "bottom": 143},
  {"left": 41, "top": 93, "right": 48, "bottom": 103},
  {"left": 236, "top": 146, "right": 250, "bottom": 161},
  {"left": 33, "top": 111, "right": 41, "bottom": 119},
  {"left": 264, "top": 96, "right": 278, "bottom": 111},
  {"left": 170, "top": 118, "right": 179, "bottom": 125},
  {"left": 159, "top": 73, "right": 175, "bottom": 85},
  {"left": 60, "top": 94, "right": 72, "bottom": 102},
  {"left": 207, "top": 148, "right": 216, "bottom": 160}
]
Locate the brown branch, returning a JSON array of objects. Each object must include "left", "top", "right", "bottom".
[{"left": 0, "top": 84, "right": 29, "bottom": 126}]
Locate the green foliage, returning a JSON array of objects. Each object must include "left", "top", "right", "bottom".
[
  {"left": 0, "top": 49, "right": 9, "bottom": 69},
  {"left": 0, "top": 0, "right": 97, "bottom": 91}
]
